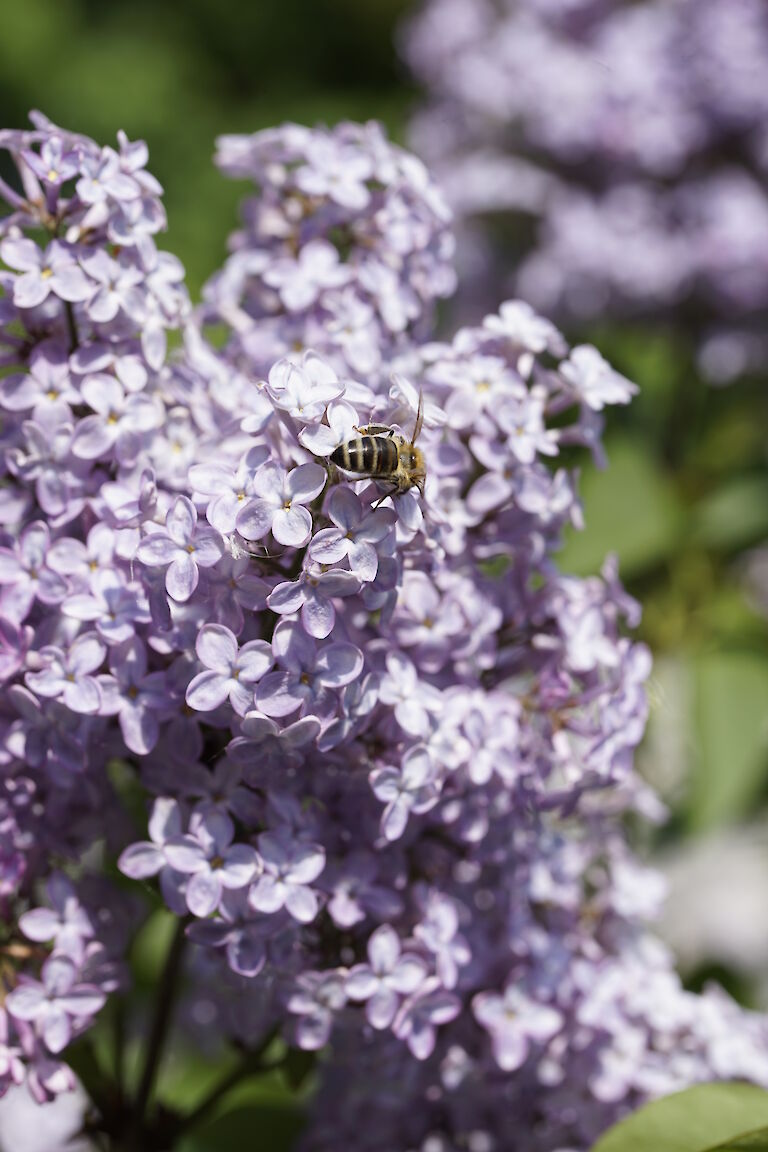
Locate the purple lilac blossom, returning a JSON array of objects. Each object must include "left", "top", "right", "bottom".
[
  {"left": 201, "top": 120, "right": 457, "bottom": 381},
  {"left": 402, "top": 0, "right": 768, "bottom": 381},
  {"left": 0, "top": 111, "right": 767, "bottom": 1152}
]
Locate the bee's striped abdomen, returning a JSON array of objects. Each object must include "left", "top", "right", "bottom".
[{"left": 331, "top": 435, "right": 398, "bottom": 476}]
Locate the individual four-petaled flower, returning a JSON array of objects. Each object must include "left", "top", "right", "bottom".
[{"left": 134, "top": 496, "right": 223, "bottom": 601}]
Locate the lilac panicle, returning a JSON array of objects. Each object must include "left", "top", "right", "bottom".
[{"left": 0, "top": 110, "right": 767, "bottom": 1152}]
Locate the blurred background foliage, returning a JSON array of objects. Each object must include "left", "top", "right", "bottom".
[{"left": 3, "top": 0, "right": 768, "bottom": 1027}]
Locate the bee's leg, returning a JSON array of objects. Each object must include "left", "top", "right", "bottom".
[{"left": 372, "top": 482, "right": 403, "bottom": 510}]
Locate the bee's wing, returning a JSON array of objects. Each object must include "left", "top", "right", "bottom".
[
  {"left": 411, "top": 390, "right": 424, "bottom": 445},
  {"left": 355, "top": 423, "right": 394, "bottom": 436}
]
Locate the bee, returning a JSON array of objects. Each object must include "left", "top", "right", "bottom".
[{"left": 330, "top": 391, "right": 426, "bottom": 498}]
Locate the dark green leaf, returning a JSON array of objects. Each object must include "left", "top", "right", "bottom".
[
  {"left": 283, "top": 1047, "right": 316, "bottom": 1092},
  {"left": 178, "top": 1103, "right": 305, "bottom": 1152}
]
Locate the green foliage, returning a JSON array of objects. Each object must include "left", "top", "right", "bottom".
[
  {"left": 688, "top": 651, "right": 768, "bottom": 831},
  {"left": 691, "top": 478, "right": 768, "bottom": 552},
  {"left": 559, "top": 436, "right": 684, "bottom": 579},
  {"left": 178, "top": 1104, "right": 305, "bottom": 1152},
  {"left": 591, "top": 1083, "right": 768, "bottom": 1152}
]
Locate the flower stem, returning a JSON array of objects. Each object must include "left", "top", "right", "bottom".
[
  {"left": 131, "top": 918, "right": 187, "bottom": 1132},
  {"left": 64, "top": 301, "right": 79, "bottom": 351}
]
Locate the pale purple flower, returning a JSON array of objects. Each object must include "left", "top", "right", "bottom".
[
  {"left": 370, "top": 746, "right": 441, "bottom": 842},
  {"left": 62, "top": 570, "right": 150, "bottom": 645},
  {"left": 19, "top": 875, "right": 94, "bottom": 961},
  {"left": 75, "top": 146, "right": 140, "bottom": 204},
  {"left": 118, "top": 798, "right": 180, "bottom": 880},
  {"left": 21, "top": 136, "right": 78, "bottom": 188},
  {"left": 322, "top": 854, "right": 401, "bottom": 931},
  {"left": 317, "top": 670, "right": 381, "bottom": 750},
  {"left": 473, "top": 984, "right": 564, "bottom": 1072},
  {"left": 235, "top": 462, "right": 326, "bottom": 548},
  {"left": 287, "top": 970, "right": 348, "bottom": 1051},
  {"left": 134, "top": 496, "right": 224, "bottom": 601},
  {"left": 309, "top": 488, "right": 395, "bottom": 582},
  {"left": 186, "top": 624, "right": 273, "bottom": 716},
  {"left": 0, "top": 341, "right": 79, "bottom": 417},
  {"left": 392, "top": 977, "right": 461, "bottom": 1060},
  {"left": 256, "top": 622, "right": 363, "bottom": 720},
  {"left": 188, "top": 888, "right": 273, "bottom": 978},
  {"left": 262, "top": 239, "right": 351, "bottom": 311},
  {"left": 482, "top": 300, "right": 565, "bottom": 356},
  {"left": 6, "top": 955, "right": 106, "bottom": 1054},
  {"left": 413, "top": 893, "right": 471, "bottom": 990},
  {"left": 5, "top": 417, "right": 89, "bottom": 526},
  {"left": 196, "top": 554, "right": 269, "bottom": 634},
  {"left": 436, "top": 353, "right": 524, "bottom": 430},
  {"left": 559, "top": 345, "right": 639, "bottom": 411},
  {"left": 25, "top": 632, "right": 105, "bottom": 714},
  {"left": 79, "top": 249, "right": 144, "bottom": 324},
  {"left": 188, "top": 446, "right": 269, "bottom": 534},
  {"left": 0, "top": 522, "right": 67, "bottom": 622},
  {"left": 97, "top": 638, "right": 168, "bottom": 755},
  {"left": 267, "top": 566, "right": 361, "bottom": 639},
  {"left": 70, "top": 342, "right": 148, "bottom": 393},
  {"left": 164, "top": 809, "right": 259, "bottom": 918},
  {"left": 70, "top": 375, "right": 160, "bottom": 462},
  {"left": 249, "top": 829, "right": 325, "bottom": 923},
  {"left": 495, "top": 388, "right": 558, "bottom": 465},
  {"left": 264, "top": 356, "right": 344, "bottom": 423},
  {"left": 117, "top": 798, "right": 190, "bottom": 915},
  {"left": 393, "top": 571, "right": 466, "bottom": 673},
  {"left": 229, "top": 712, "right": 321, "bottom": 771},
  {"left": 46, "top": 527, "right": 115, "bottom": 585},
  {"left": 0, "top": 238, "right": 93, "bottom": 309},
  {"left": 378, "top": 651, "right": 442, "bottom": 738},
  {"left": 347, "top": 925, "right": 428, "bottom": 1029},
  {"left": 298, "top": 398, "right": 360, "bottom": 457},
  {"left": 294, "top": 135, "right": 373, "bottom": 210}
]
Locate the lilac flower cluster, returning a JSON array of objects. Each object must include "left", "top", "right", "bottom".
[
  {"left": 2, "top": 112, "right": 768, "bottom": 1152},
  {"left": 202, "top": 120, "right": 456, "bottom": 381},
  {"left": 402, "top": 0, "right": 768, "bottom": 381}
]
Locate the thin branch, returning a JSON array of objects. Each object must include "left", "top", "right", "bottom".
[
  {"left": 64, "top": 301, "right": 79, "bottom": 352},
  {"left": 131, "top": 918, "right": 187, "bottom": 1128}
]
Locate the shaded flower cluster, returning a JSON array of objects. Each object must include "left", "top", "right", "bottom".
[
  {"left": 2, "top": 111, "right": 768, "bottom": 1152},
  {"left": 402, "top": 0, "right": 768, "bottom": 381}
]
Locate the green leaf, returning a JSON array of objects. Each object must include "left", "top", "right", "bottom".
[
  {"left": 283, "top": 1047, "right": 316, "bottom": 1091},
  {"left": 591, "top": 1083, "right": 768, "bottom": 1152},
  {"left": 558, "top": 436, "right": 684, "bottom": 579},
  {"left": 722, "top": 1128, "right": 768, "bottom": 1150},
  {"left": 689, "top": 650, "right": 768, "bottom": 830},
  {"left": 131, "top": 907, "right": 178, "bottom": 986},
  {"left": 178, "top": 1103, "right": 305, "bottom": 1152},
  {"left": 691, "top": 478, "right": 768, "bottom": 552}
]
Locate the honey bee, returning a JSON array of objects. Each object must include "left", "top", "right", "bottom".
[{"left": 330, "top": 391, "right": 426, "bottom": 497}]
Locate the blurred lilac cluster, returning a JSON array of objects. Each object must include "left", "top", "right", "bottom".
[
  {"left": 2, "top": 112, "right": 768, "bottom": 1151},
  {"left": 403, "top": 0, "right": 768, "bottom": 382}
]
